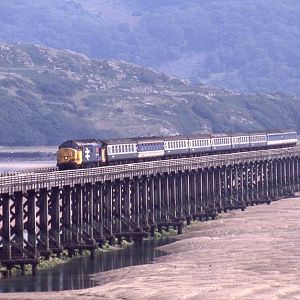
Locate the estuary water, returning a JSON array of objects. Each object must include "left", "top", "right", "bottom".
[
  {"left": 0, "top": 238, "right": 172, "bottom": 293},
  {"left": 0, "top": 160, "right": 56, "bottom": 172}
]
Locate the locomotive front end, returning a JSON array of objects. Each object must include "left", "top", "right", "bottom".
[{"left": 57, "top": 142, "right": 83, "bottom": 170}]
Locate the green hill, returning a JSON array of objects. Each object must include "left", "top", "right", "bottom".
[{"left": 0, "top": 43, "right": 299, "bottom": 146}]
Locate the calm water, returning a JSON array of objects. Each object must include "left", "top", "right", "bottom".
[{"left": 0, "top": 238, "right": 172, "bottom": 293}]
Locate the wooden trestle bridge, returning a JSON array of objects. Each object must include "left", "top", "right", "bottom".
[{"left": 0, "top": 146, "right": 299, "bottom": 274}]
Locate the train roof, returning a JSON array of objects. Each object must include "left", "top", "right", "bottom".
[
  {"left": 135, "top": 136, "right": 164, "bottom": 143},
  {"left": 266, "top": 129, "right": 297, "bottom": 133},
  {"left": 58, "top": 139, "right": 103, "bottom": 149},
  {"left": 211, "top": 133, "right": 230, "bottom": 137},
  {"left": 102, "top": 138, "right": 136, "bottom": 145},
  {"left": 186, "top": 133, "right": 211, "bottom": 139},
  {"left": 163, "top": 134, "right": 190, "bottom": 141},
  {"left": 230, "top": 132, "right": 251, "bottom": 137}
]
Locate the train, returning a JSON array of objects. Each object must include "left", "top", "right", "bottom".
[{"left": 57, "top": 129, "right": 298, "bottom": 170}]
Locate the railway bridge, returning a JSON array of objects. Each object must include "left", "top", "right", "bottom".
[{"left": 0, "top": 146, "right": 300, "bottom": 274}]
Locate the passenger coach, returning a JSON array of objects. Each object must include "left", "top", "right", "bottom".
[{"left": 57, "top": 129, "right": 298, "bottom": 170}]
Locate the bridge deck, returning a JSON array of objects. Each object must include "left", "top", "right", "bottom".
[{"left": 0, "top": 146, "right": 299, "bottom": 194}]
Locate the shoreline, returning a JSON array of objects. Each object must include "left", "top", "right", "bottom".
[{"left": 1, "top": 196, "right": 300, "bottom": 299}]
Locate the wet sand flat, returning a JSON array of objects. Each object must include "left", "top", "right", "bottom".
[{"left": 2, "top": 196, "right": 300, "bottom": 300}]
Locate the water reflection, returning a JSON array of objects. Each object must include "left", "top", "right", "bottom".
[{"left": 0, "top": 238, "right": 172, "bottom": 293}]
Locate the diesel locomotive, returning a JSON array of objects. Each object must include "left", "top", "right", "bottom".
[{"left": 57, "top": 129, "right": 297, "bottom": 170}]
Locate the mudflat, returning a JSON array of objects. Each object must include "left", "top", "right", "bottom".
[{"left": 2, "top": 196, "right": 300, "bottom": 300}]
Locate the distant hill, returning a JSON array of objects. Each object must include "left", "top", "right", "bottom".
[
  {"left": 0, "top": 0, "right": 299, "bottom": 95},
  {"left": 0, "top": 43, "right": 299, "bottom": 146}
]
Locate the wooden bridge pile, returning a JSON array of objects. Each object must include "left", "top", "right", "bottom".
[{"left": 0, "top": 146, "right": 299, "bottom": 274}]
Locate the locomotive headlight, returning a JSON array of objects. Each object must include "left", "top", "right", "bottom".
[{"left": 64, "top": 156, "right": 68, "bottom": 160}]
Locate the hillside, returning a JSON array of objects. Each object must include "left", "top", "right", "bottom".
[
  {"left": 0, "top": 43, "right": 299, "bottom": 146},
  {"left": 0, "top": 0, "right": 299, "bottom": 95}
]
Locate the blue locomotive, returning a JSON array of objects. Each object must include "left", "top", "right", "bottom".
[{"left": 57, "top": 130, "right": 297, "bottom": 170}]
